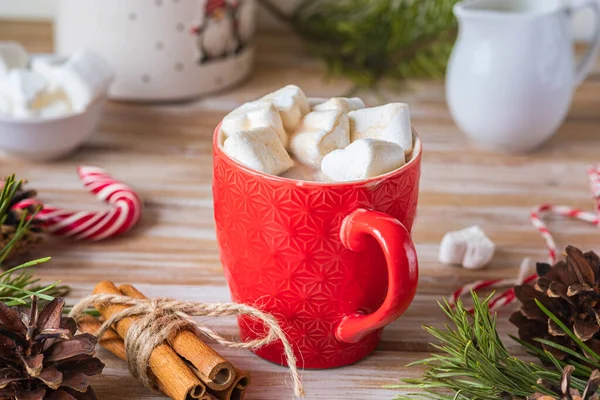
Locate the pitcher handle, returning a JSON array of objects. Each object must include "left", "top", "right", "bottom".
[
  {"left": 570, "top": 0, "right": 600, "bottom": 86},
  {"left": 336, "top": 208, "right": 419, "bottom": 343}
]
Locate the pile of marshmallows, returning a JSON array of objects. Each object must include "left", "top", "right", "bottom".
[
  {"left": 219, "top": 85, "right": 413, "bottom": 182},
  {"left": 0, "top": 42, "right": 113, "bottom": 119}
]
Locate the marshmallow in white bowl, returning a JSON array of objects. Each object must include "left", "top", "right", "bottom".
[
  {"left": 223, "top": 126, "right": 294, "bottom": 176},
  {"left": 0, "top": 97, "right": 105, "bottom": 160},
  {"left": 289, "top": 109, "right": 350, "bottom": 168},
  {"left": 31, "top": 54, "right": 68, "bottom": 87},
  {"left": 321, "top": 138, "right": 405, "bottom": 182},
  {"left": 37, "top": 100, "right": 72, "bottom": 118},
  {"left": 313, "top": 97, "right": 365, "bottom": 113},
  {"left": 0, "top": 42, "right": 28, "bottom": 79},
  {"left": 55, "top": 50, "right": 114, "bottom": 112},
  {"left": 439, "top": 225, "right": 495, "bottom": 269},
  {"left": 349, "top": 103, "right": 413, "bottom": 154},
  {"left": 5, "top": 69, "right": 48, "bottom": 116},
  {"left": 0, "top": 91, "right": 11, "bottom": 115},
  {"left": 220, "top": 101, "right": 287, "bottom": 147},
  {"left": 261, "top": 85, "right": 310, "bottom": 133}
]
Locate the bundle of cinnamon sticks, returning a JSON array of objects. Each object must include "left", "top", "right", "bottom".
[{"left": 77, "top": 281, "right": 250, "bottom": 400}]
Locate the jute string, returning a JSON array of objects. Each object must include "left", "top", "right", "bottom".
[{"left": 69, "top": 294, "right": 305, "bottom": 398}]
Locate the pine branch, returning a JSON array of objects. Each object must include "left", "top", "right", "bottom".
[
  {"left": 389, "top": 292, "right": 587, "bottom": 400},
  {"left": 267, "top": 0, "right": 461, "bottom": 89},
  {"left": 0, "top": 175, "right": 70, "bottom": 307}
]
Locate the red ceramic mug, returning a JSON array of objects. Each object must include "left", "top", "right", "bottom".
[{"left": 212, "top": 125, "right": 421, "bottom": 369}]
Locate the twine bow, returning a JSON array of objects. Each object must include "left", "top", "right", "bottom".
[{"left": 69, "top": 295, "right": 305, "bottom": 398}]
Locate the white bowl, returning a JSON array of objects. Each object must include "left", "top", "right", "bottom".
[{"left": 0, "top": 98, "right": 105, "bottom": 161}]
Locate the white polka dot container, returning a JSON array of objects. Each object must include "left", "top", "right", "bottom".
[{"left": 55, "top": 0, "right": 256, "bottom": 101}]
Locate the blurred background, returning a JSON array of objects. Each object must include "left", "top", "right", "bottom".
[{"left": 0, "top": 0, "right": 596, "bottom": 38}]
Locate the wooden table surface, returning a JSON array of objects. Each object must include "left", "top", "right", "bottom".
[{"left": 1, "top": 20, "right": 600, "bottom": 400}]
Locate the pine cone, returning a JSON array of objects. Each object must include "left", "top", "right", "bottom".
[
  {"left": 0, "top": 296, "right": 104, "bottom": 399},
  {"left": 529, "top": 366, "right": 600, "bottom": 400},
  {"left": 1, "top": 184, "right": 43, "bottom": 262},
  {"left": 510, "top": 246, "right": 600, "bottom": 360}
]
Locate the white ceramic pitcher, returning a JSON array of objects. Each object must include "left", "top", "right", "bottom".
[{"left": 446, "top": 0, "right": 600, "bottom": 152}]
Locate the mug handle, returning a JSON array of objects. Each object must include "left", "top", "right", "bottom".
[
  {"left": 570, "top": 0, "right": 600, "bottom": 86},
  {"left": 336, "top": 208, "right": 419, "bottom": 343}
]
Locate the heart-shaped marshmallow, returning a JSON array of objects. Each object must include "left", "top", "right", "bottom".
[
  {"left": 321, "top": 138, "right": 405, "bottom": 182},
  {"left": 439, "top": 225, "right": 495, "bottom": 269}
]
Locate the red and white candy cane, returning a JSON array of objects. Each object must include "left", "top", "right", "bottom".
[
  {"left": 16, "top": 166, "right": 142, "bottom": 241},
  {"left": 449, "top": 164, "right": 600, "bottom": 312}
]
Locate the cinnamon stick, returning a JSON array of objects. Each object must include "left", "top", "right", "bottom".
[
  {"left": 93, "top": 280, "right": 207, "bottom": 400},
  {"left": 78, "top": 317, "right": 223, "bottom": 400},
  {"left": 118, "top": 284, "right": 236, "bottom": 391},
  {"left": 234, "top": 369, "right": 251, "bottom": 391},
  {"left": 211, "top": 369, "right": 251, "bottom": 400},
  {"left": 77, "top": 316, "right": 126, "bottom": 360}
]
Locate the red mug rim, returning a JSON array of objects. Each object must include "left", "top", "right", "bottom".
[{"left": 213, "top": 124, "right": 423, "bottom": 187}]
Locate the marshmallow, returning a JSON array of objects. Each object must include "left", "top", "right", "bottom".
[
  {"left": 261, "top": 85, "right": 310, "bottom": 132},
  {"left": 349, "top": 103, "right": 413, "bottom": 154},
  {"left": 0, "top": 93, "right": 12, "bottom": 116},
  {"left": 220, "top": 101, "right": 287, "bottom": 147},
  {"left": 31, "top": 54, "right": 68, "bottom": 87},
  {"left": 289, "top": 110, "right": 350, "bottom": 168},
  {"left": 223, "top": 126, "right": 294, "bottom": 176},
  {"left": 0, "top": 82, "right": 13, "bottom": 116},
  {"left": 321, "top": 138, "right": 405, "bottom": 182},
  {"left": 439, "top": 225, "right": 495, "bottom": 269},
  {"left": 37, "top": 100, "right": 72, "bottom": 118},
  {"left": 0, "top": 42, "right": 28, "bottom": 79},
  {"left": 313, "top": 97, "right": 365, "bottom": 113},
  {"left": 280, "top": 163, "right": 328, "bottom": 182},
  {"left": 55, "top": 50, "right": 113, "bottom": 111},
  {"left": 5, "top": 69, "right": 48, "bottom": 113}
]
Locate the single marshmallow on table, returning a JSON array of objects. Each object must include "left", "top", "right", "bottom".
[
  {"left": 290, "top": 109, "right": 350, "bottom": 168},
  {"left": 260, "top": 85, "right": 310, "bottom": 133},
  {"left": 439, "top": 225, "right": 495, "bottom": 269},
  {"left": 0, "top": 42, "right": 28, "bottom": 79},
  {"left": 349, "top": 103, "right": 413, "bottom": 155},
  {"left": 55, "top": 50, "right": 114, "bottom": 112},
  {"left": 220, "top": 101, "right": 287, "bottom": 147},
  {"left": 223, "top": 126, "right": 294, "bottom": 176},
  {"left": 321, "top": 138, "right": 405, "bottom": 182},
  {"left": 313, "top": 97, "right": 365, "bottom": 113}
]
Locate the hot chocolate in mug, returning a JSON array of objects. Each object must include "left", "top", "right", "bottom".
[{"left": 212, "top": 124, "right": 421, "bottom": 368}]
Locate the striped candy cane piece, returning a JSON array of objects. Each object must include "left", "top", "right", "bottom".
[
  {"left": 448, "top": 257, "right": 535, "bottom": 311},
  {"left": 450, "top": 164, "right": 600, "bottom": 311},
  {"left": 589, "top": 165, "right": 600, "bottom": 198},
  {"left": 16, "top": 166, "right": 142, "bottom": 241}
]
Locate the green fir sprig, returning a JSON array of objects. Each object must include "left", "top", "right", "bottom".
[
  {"left": 389, "top": 292, "right": 590, "bottom": 400},
  {"left": 0, "top": 175, "right": 70, "bottom": 307},
  {"left": 259, "top": 0, "right": 459, "bottom": 89}
]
